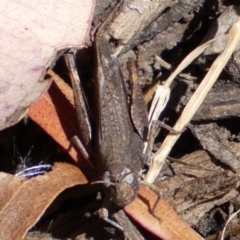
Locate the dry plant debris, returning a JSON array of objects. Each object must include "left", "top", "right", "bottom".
[
  {"left": 1, "top": 1, "right": 240, "bottom": 239},
  {"left": 0, "top": 162, "right": 87, "bottom": 240},
  {"left": 145, "top": 16, "right": 240, "bottom": 183}
]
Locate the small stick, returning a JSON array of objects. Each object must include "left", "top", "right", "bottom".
[{"left": 155, "top": 55, "right": 197, "bottom": 81}]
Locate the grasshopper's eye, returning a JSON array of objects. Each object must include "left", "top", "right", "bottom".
[
  {"left": 102, "top": 168, "right": 134, "bottom": 187},
  {"left": 117, "top": 167, "right": 134, "bottom": 184}
]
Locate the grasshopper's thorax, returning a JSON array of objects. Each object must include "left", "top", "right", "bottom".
[{"left": 102, "top": 163, "right": 139, "bottom": 207}]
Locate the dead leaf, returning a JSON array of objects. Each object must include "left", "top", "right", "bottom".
[
  {"left": 0, "top": 0, "right": 95, "bottom": 130},
  {"left": 28, "top": 70, "right": 84, "bottom": 166},
  {"left": 0, "top": 162, "right": 87, "bottom": 240},
  {"left": 125, "top": 185, "right": 204, "bottom": 240}
]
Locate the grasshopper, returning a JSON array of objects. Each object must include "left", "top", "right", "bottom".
[{"left": 64, "top": 16, "right": 148, "bottom": 230}]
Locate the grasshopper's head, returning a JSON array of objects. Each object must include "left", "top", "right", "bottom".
[{"left": 102, "top": 163, "right": 139, "bottom": 207}]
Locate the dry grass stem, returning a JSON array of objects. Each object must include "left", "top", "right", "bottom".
[
  {"left": 145, "top": 17, "right": 240, "bottom": 183},
  {"left": 221, "top": 208, "right": 240, "bottom": 240},
  {"left": 147, "top": 34, "right": 224, "bottom": 133}
]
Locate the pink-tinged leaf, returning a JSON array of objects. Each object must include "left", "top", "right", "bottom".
[
  {"left": 125, "top": 185, "right": 204, "bottom": 240},
  {"left": 0, "top": 0, "right": 95, "bottom": 130}
]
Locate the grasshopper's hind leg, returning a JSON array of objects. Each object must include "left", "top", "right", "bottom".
[{"left": 64, "top": 52, "right": 93, "bottom": 168}]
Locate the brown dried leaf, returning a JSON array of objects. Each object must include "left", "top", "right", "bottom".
[
  {"left": 0, "top": 162, "right": 87, "bottom": 240},
  {"left": 0, "top": 0, "right": 95, "bottom": 130},
  {"left": 28, "top": 70, "right": 83, "bottom": 165}
]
